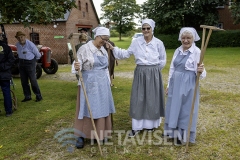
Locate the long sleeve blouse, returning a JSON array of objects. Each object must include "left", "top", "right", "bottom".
[
  {"left": 71, "top": 41, "right": 110, "bottom": 85},
  {"left": 167, "top": 43, "right": 207, "bottom": 88},
  {"left": 112, "top": 36, "right": 166, "bottom": 69}
]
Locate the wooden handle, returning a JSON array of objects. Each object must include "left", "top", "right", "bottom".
[
  {"left": 200, "top": 25, "right": 225, "bottom": 31},
  {"left": 68, "top": 33, "right": 81, "bottom": 39}
]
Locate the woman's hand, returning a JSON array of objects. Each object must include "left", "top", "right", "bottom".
[
  {"left": 197, "top": 63, "right": 204, "bottom": 73},
  {"left": 106, "top": 42, "right": 114, "bottom": 50},
  {"left": 74, "top": 62, "right": 80, "bottom": 71}
]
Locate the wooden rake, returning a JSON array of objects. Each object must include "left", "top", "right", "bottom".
[
  {"left": 68, "top": 33, "right": 103, "bottom": 156},
  {"left": 185, "top": 25, "right": 224, "bottom": 152}
]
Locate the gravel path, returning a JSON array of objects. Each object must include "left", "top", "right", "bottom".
[{"left": 41, "top": 65, "right": 240, "bottom": 94}]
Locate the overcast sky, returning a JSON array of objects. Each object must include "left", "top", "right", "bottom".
[{"left": 92, "top": 0, "right": 146, "bottom": 24}]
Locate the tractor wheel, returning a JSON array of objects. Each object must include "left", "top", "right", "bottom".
[
  {"left": 36, "top": 64, "right": 42, "bottom": 79},
  {"left": 43, "top": 58, "right": 58, "bottom": 74}
]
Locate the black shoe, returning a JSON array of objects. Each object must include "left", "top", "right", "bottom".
[
  {"left": 76, "top": 137, "right": 84, "bottom": 149},
  {"left": 128, "top": 130, "right": 140, "bottom": 138},
  {"left": 21, "top": 97, "right": 32, "bottom": 102},
  {"left": 94, "top": 137, "right": 108, "bottom": 145},
  {"left": 174, "top": 138, "right": 186, "bottom": 146},
  {"left": 36, "top": 96, "right": 43, "bottom": 102},
  {"left": 146, "top": 129, "right": 155, "bottom": 132},
  {"left": 6, "top": 111, "right": 13, "bottom": 117}
]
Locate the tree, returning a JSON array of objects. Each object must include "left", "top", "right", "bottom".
[
  {"left": 142, "top": 0, "right": 226, "bottom": 34},
  {"left": 0, "top": 0, "right": 76, "bottom": 26},
  {"left": 100, "top": 0, "right": 140, "bottom": 40},
  {"left": 229, "top": 0, "right": 240, "bottom": 24}
]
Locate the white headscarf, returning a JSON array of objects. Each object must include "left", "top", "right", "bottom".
[
  {"left": 92, "top": 27, "right": 110, "bottom": 38},
  {"left": 178, "top": 27, "right": 200, "bottom": 41},
  {"left": 142, "top": 19, "right": 155, "bottom": 32}
]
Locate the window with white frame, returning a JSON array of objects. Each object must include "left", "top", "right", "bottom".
[{"left": 229, "top": 0, "right": 234, "bottom": 6}]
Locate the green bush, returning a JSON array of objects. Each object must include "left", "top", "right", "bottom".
[
  {"left": 155, "top": 30, "right": 240, "bottom": 49},
  {"left": 157, "top": 34, "right": 181, "bottom": 49},
  {"left": 110, "top": 30, "right": 119, "bottom": 37},
  {"left": 111, "top": 29, "right": 142, "bottom": 38},
  {"left": 206, "top": 30, "right": 240, "bottom": 47}
]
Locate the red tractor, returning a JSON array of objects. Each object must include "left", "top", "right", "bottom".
[{"left": 1, "top": 24, "right": 58, "bottom": 79}]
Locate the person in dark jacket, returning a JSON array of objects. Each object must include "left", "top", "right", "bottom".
[
  {"left": 0, "top": 32, "right": 15, "bottom": 117},
  {"left": 75, "top": 33, "right": 88, "bottom": 52}
]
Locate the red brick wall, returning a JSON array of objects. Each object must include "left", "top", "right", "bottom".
[
  {"left": 67, "top": 0, "right": 100, "bottom": 35},
  {"left": 218, "top": 5, "right": 240, "bottom": 30},
  {"left": 66, "top": 0, "right": 100, "bottom": 55},
  {"left": 4, "top": 23, "right": 69, "bottom": 64},
  {"left": 4, "top": 0, "right": 100, "bottom": 64}
]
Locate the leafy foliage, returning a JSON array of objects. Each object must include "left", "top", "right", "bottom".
[
  {"left": 229, "top": 0, "right": 240, "bottom": 24},
  {"left": 100, "top": 0, "right": 140, "bottom": 40},
  {"left": 0, "top": 0, "right": 76, "bottom": 26},
  {"left": 156, "top": 30, "right": 240, "bottom": 49},
  {"left": 142, "top": 0, "right": 226, "bottom": 34}
]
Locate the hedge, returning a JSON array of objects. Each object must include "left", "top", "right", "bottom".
[
  {"left": 156, "top": 30, "right": 240, "bottom": 49},
  {"left": 111, "top": 30, "right": 240, "bottom": 49}
]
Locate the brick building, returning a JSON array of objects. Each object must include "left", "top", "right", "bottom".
[
  {"left": 4, "top": 0, "right": 100, "bottom": 64},
  {"left": 217, "top": 1, "right": 240, "bottom": 30}
]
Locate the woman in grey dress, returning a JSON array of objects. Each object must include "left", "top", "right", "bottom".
[
  {"left": 163, "top": 27, "right": 206, "bottom": 146},
  {"left": 72, "top": 27, "right": 115, "bottom": 149},
  {"left": 107, "top": 19, "right": 166, "bottom": 137}
]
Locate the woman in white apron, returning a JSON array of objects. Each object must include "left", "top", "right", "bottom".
[
  {"left": 163, "top": 27, "right": 206, "bottom": 146},
  {"left": 107, "top": 19, "right": 166, "bottom": 137},
  {"left": 72, "top": 27, "right": 115, "bottom": 149}
]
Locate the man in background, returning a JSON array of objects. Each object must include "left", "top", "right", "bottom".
[{"left": 15, "top": 31, "right": 43, "bottom": 102}]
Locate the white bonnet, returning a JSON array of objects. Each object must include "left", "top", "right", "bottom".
[
  {"left": 92, "top": 27, "right": 110, "bottom": 38},
  {"left": 142, "top": 19, "right": 155, "bottom": 31},
  {"left": 178, "top": 27, "right": 200, "bottom": 41}
]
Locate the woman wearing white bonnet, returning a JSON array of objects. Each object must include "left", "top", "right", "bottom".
[
  {"left": 163, "top": 27, "right": 206, "bottom": 146},
  {"left": 178, "top": 27, "right": 200, "bottom": 41},
  {"left": 72, "top": 26, "right": 115, "bottom": 149},
  {"left": 107, "top": 18, "right": 166, "bottom": 137}
]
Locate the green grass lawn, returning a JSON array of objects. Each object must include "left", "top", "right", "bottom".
[{"left": 0, "top": 37, "right": 240, "bottom": 159}]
